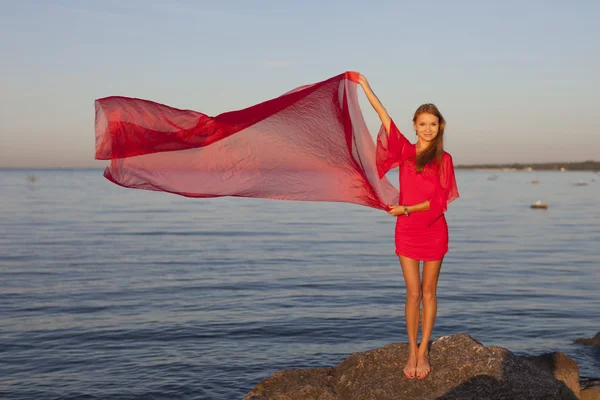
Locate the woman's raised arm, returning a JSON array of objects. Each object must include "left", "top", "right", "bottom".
[{"left": 357, "top": 74, "right": 391, "bottom": 134}]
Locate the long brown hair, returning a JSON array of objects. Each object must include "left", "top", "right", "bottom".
[{"left": 413, "top": 103, "right": 445, "bottom": 172}]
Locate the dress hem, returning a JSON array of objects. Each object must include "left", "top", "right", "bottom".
[{"left": 395, "top": 248, "right": 447, "bottom": 262}]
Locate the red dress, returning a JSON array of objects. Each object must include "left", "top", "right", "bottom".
[{"left": 376, "top": 119, "right": 459, "bottom": 261}]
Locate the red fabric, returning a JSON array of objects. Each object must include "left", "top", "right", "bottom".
[
  {"left": 376, "top": 119, "right": 459, "bottom": 260},
  {"left": 425, "top": 153, "right": 460, "bottom": 226},
  {"left": 95, "top": 72, "right": 399, "bottom": 210},
  {"left": 375, "top": 116, "right": 411, "bottom": 179}
]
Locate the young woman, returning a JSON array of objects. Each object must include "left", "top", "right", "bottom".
[{"left": 357, "top": 74, "right": 459, "bottom": 380}]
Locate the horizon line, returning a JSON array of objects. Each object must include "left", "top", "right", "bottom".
[{"left": 1, "top": 160, "right": 599, "bottom": 171}]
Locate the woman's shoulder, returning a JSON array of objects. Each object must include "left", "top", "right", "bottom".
[
  {"left": 441, "top": 151, "right": 454, "bottom": 164},
  {"left": 425, "top": 152, "right": 453, "bottom": 175}
]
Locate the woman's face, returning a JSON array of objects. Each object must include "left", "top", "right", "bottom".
[{"left": 413, "top": 112, "right": 440, "bottom": 143}]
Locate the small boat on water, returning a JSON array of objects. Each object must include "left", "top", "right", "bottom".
[
  {"left": 574, "top": 180, "right": 588, "bottom": 186},
  {"left": 531, "top": 179, "right": 540, "bottom": 184},
  {"left": 487, "top": 174, "right": 498, "bottom": 181},
  {"left": 530, "top": 200, "right": 548, "bottom": 209},
  {"left": 26, "top": 174, "right": 38, "bottom": 183}
]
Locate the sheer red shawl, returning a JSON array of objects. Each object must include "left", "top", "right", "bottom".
[{"left": 95, "top": 71, "right": 399, "bottom": 210}]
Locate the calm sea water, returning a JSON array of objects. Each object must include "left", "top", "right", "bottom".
[{"left": 1, "top": 169, "right": 599, "bottom": 399}]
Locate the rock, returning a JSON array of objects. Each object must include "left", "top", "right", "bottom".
[
  {"left": 244, "top": 333, "right": 579, "bottom": 400},
  {"left": 244, "top": 369, "right": 336, "bottom": 400},
  {"left": 521, "top": 352, "right": 580, "bottom": 398},
  {"left": 575, "top": 332, "right": 600, "bottom": 346}
]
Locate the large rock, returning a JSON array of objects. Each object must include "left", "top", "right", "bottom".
[
  {"left": 521, "top": 352, "right": 580, "bottom": 398},
  {"left": 575, "top": 332, "right": 600, "bottom": 346},
  {"left": 580, "top": 378, "right": 600, "bottom": 400},
  {"left": 244, "top": 333, "right": 580, "bottom": 400}
]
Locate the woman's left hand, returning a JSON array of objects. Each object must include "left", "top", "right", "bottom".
[{"left": 386, "top": 205, "right": 405, "bottom": 217}]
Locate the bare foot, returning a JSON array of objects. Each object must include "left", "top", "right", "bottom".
[
  {"left": 416, "top": 352, "right": 431, "bottom": 379},
  {"left": 404, "top": 353, "right": 417, "bottom": 379}
]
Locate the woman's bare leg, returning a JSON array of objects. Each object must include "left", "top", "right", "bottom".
[
  {"left": 398, "top": 254, "right": 421, "bottom": 378},
  {"left": 416, "top": 257, "right": 443, "bottom": 379}
]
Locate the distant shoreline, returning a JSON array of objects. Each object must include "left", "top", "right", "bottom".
[{"left": 456, "top": 161, "right": 600, "bottom": 171}]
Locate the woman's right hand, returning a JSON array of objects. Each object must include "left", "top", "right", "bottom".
[{"left": 357, "top": 73, "right": 368, "bottom": 87}]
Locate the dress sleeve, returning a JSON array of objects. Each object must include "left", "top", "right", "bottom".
[
  {"left": 424, "top": 153, "right": 459, "bottom": 226},
  {"left": 376, "top": 118, "right": 410, "bottom": 179}
]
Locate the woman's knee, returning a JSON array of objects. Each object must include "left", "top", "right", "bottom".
[
  {"left": 422, "top": 289, "right": 436, "bottom": 302},
  {"left": 406, "top": 290, "right": 421, "bottom": 304}
]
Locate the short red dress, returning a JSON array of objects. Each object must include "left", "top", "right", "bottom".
[{"left": 376, "top": 119, "right": 459, "bottom": 261}]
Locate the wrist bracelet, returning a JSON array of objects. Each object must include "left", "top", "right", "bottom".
[{"left": 404, "top": 205, "right": 410, "bottom": 217}]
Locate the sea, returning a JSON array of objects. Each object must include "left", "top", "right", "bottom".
[{"left": 1, "top": 168, "right": 599, "bottom": 399}]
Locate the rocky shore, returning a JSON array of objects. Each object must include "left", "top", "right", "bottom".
[{"left": 245, "top": 332, "right": 600, "bottom": 400}]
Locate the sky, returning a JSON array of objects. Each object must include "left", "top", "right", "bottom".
[{"left": 1, "top": 0, "right": 599, "bottom": 168}]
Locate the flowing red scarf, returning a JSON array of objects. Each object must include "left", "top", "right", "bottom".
[{"left": 95, "top": 71, "right": 399, "bottom": 210}]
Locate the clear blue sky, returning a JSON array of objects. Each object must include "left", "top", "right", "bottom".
[{"left": 1, "top": 0, "right": 598, "bottom": 168}]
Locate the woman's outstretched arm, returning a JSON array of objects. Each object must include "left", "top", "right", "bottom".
[{"left": 357, "top": 74, "right": 391, "bottom": 134}]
